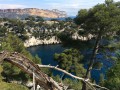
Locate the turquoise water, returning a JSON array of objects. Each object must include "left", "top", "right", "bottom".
[{"left": 27, "top": 44, "right": 114, "bottom": 83}]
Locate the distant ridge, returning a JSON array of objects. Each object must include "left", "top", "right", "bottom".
[{"left": 0, "top": 8, "right": 67, "bottom": 19}]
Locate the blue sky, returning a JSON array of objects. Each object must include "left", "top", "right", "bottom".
[{"left": 0, "top": 0, "right": 120, "bottom": 16}]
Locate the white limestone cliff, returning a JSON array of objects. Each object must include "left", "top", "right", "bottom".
[{"left": 24, "top": 36, "right": 60, "bottom": 47}]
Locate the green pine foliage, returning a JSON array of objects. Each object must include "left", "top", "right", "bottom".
[
  {"left": 0, "top": 33, "right": 42, "bottom": 89},
  {"left": 0, "top": 66, "right": 28, "bottom": 90},
  {"left": 104, "top": 53, "right": 120, "bottom": 90},
  {"left": 54, "top": 49, "right": 86, "bottom": 77}
]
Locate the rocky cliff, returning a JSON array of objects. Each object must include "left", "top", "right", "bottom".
[
  {"left": 0, "top": 8, "right": 67, "bottom": 19},
  {"left": 24, "top": 36, "right": 61, "bottom": 47}
]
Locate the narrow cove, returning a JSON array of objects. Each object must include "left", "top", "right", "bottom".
[{"left": 27, "top": 44, "right": 114, "bottom": 83}]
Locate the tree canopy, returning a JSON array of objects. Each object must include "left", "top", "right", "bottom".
[
  {"left": 74, "top": 0, "right": 120, "bottom": 90},
  {"left": 74, "top": 0, "right": 120, "bottom": 37},
  {"left": 54, "top": 49, "right": 86, "bottom": 77}
]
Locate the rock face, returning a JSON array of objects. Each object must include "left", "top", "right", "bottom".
[
  {"left": 24, "top": 36, "right": 60, "bottom": 47},
  {"left": 0, "top": 8, "right": 67, "bottom": 19}
]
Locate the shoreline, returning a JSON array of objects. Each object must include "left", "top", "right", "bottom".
[{"left": 26, "top": 43, "right": 62, "bottom": 48}]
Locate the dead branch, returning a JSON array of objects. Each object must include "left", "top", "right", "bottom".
[
  {"left": 0, "top": 51, "right": 109, "bottom": 90},
  {"left": 37, "top": 64, "right": 109, "bottom": 90}
]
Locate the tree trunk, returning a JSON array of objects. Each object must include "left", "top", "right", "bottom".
[{"left": 82, "top": 33, "right": 102, "bottom": 90}]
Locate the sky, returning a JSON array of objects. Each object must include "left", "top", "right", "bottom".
[{"left": 0, "top": 0, "right": 120, "bottom": 16}]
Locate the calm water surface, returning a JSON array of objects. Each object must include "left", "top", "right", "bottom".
[
  {"left": 27, "top": 44, "right": 113, "bottom": 83},
  {"left": 27, "top": 44, "right": 66, "bottom": 65}
]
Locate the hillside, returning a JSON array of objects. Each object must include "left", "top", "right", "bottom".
[{"left": 0, "top": 8, "right": 67, "bottom": 19}]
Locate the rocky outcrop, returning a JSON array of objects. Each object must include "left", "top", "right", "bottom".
[
  {"left": 24, "top": 36, "right": 60, "bottom": 47},
  {"left": 72, "top": 32, "right": 93, "bottom": 40},
  {"left": 0, "top": 8, "right": 67, "bottom": 19}
]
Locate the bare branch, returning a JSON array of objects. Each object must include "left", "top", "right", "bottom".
[
  {"left": 37, "top": 64, "right": 85, "bottom": 81},
  {"left": 37, "top": 64, "right": 109, "bottom": 90}
]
